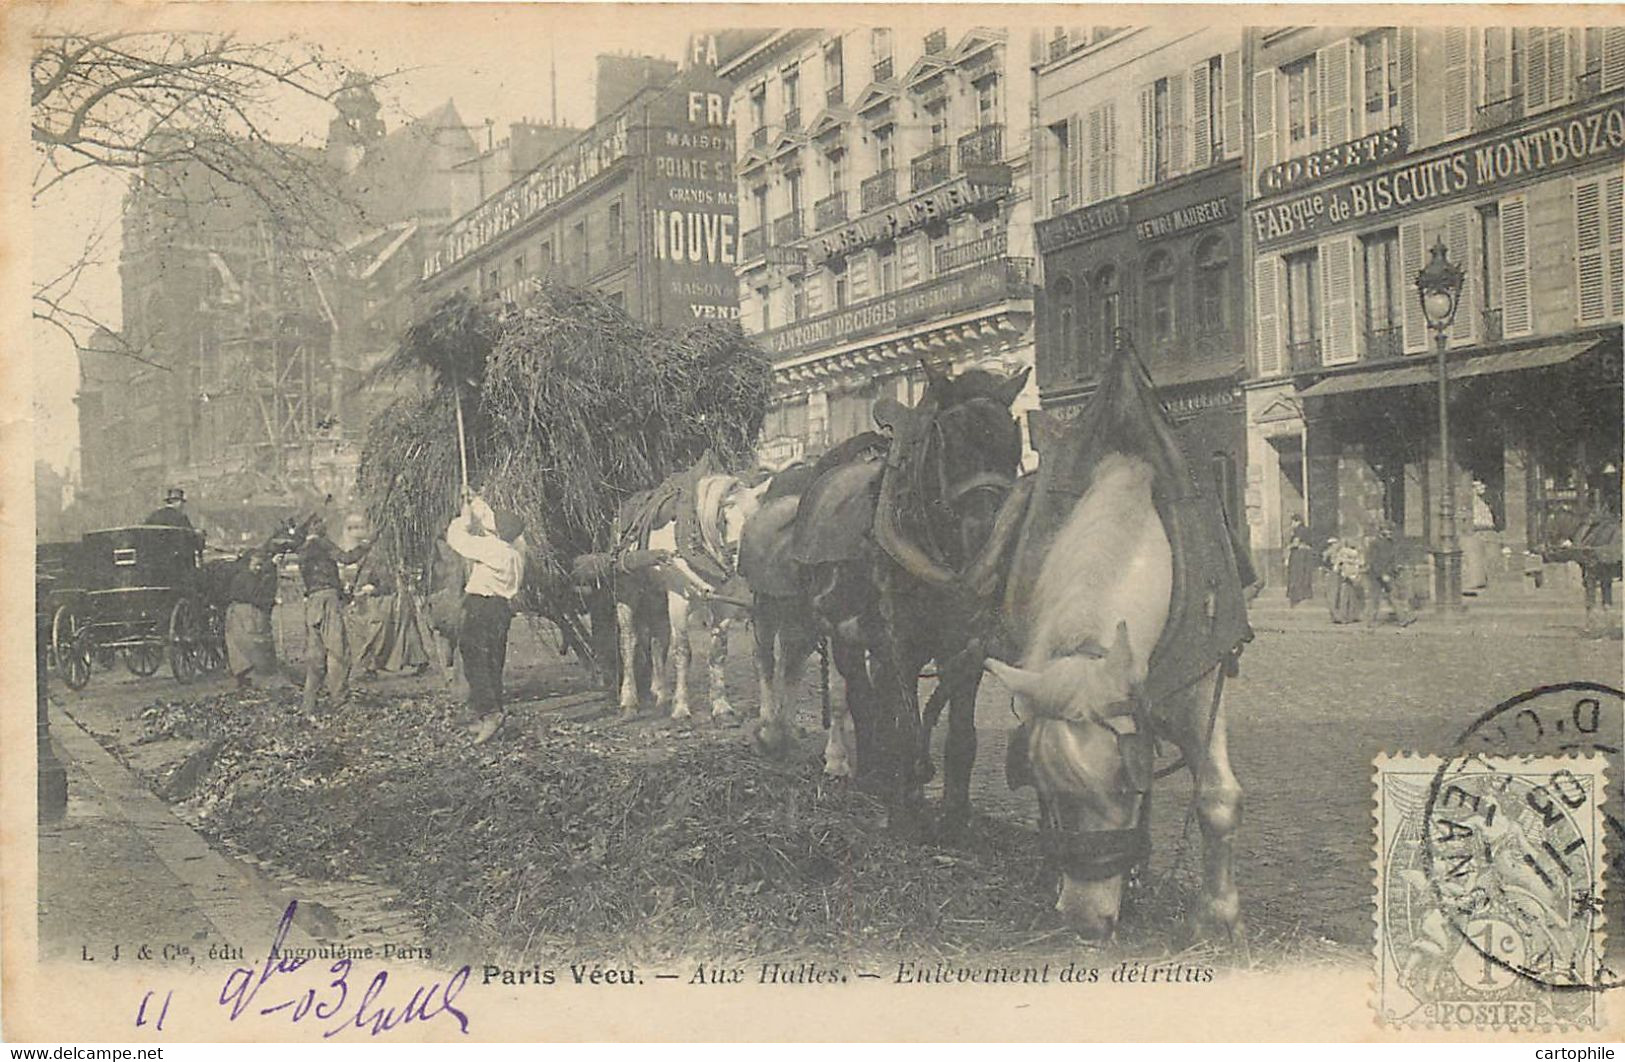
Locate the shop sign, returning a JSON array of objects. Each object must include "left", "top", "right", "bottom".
[
  {"left": 1257, "top": 126, "right": 1406, "bottom": 196},
  {"left": 1135, "top": 194, "right": 1237, "bottom": 242},
  {"left": 808, "top": 173, "right": 1010, "bottom": 265},
  {"left": 650, "top": 62, "right": 743, "bottom": 323},
  {"left": 1253, "top": 98, "right": 1625, "bottom": 251},
  {"left": 425, "top": 115, "right": 631, "bottom": 278},
  {"left": 1034, "top": 199, "right": 1131, "bottom": 254}
]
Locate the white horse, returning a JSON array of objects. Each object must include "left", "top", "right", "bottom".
[
  {"left": 983, "top": 453, "right": 1243, "bottom": 940},
  {"left": 615, "top": 473, "right": 765, "bottom": 721}
]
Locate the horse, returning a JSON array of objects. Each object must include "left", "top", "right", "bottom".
[
  {"left": 1538, "top": 501, "right": 1622, "bottom": 634},
  {"left": 741, "top": 364, "right": 1030, "bottom": 834},
  {"left": 981, "top": 345, "right": 1252, "bottom": 941},
  {"left": 607, "top": 459, "right": 765, "bottom": 720}
]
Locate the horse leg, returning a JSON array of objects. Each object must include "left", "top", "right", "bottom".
[
  {"left": 708, "top": 616, "right": 737, "bottom": 723},
  {"left": 616, "top": 599, "right": 640, "bottom": 715},
  {"left": 753, "top": 598, "right": 780, "bottom": 737},
  {"left": 940, "top": 672, "right": 982, "bottom": 837},
  {"left": 1176, "top": 670, "right": 1244, "bottom": 941},
  {"left": 763, "top": 609, "right": 816, "bottom": 760},
  {"left": 649, "top": 595, "right": 672, "bottom": 714},
  {"left": 667, "top": 591, "right": 692, "bottom": 719},
  {"left": 825, "top": 640, "right": 865, "bottom": 780}
]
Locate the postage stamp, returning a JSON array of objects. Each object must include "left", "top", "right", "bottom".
[{"left": 1374, "top": 753, "right": 1608, "bottom": 1029}]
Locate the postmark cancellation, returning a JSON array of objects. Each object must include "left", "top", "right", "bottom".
[{"left": 1374, "top": 753, "right": 1609, "bottom": 1030}]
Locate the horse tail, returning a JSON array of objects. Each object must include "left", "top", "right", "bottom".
[{"left": 818, "top": 635, "right": 831, "bottom": 730}]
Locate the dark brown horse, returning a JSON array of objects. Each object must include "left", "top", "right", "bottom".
[{"left": 739, "top": 364, "right": 1030, "bottom": 833}]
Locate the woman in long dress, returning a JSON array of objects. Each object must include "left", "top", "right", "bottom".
[
  {"left": 1286, "top": 514, "right": 1315, "bottom": 606},
  {"left": 225, "top": 551, "right": 279, "bottom": 687}
]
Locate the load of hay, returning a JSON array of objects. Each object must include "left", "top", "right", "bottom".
[{"left": 357, "top": 287, "right": 772, "bottom": 601}]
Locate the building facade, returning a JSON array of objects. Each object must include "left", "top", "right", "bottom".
[
  {"left": 724, "top": 27, "right": 1038, "bottom": 466},
  {"left": 1032, "top": 27, "right": 1250, "bottom": 519},
  {"left": 1243, "top": 26, "right": 1625, "bottom": 582},
  {"left": 420, "top": 36, "right": 763, "bottom": 328}
]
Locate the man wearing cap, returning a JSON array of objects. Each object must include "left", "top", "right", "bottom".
[
  {"left": 145, "top": 487, "right": 194, "bottom": 529},
  {"left": 446, "top": 492, "right": 526, "bottom": 744},
  {"left": 298, "top": 514, "right": 371, "bottom": 715}
]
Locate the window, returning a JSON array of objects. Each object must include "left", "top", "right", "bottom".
[
  {"left": 1359, "top": 30, "right": 1399, "bottom": 133},
  {"left": 786, "top": 169, "right": 803, "bottom": 223},
  {"left": 574, "top": 219, "right": 589, "bottom": 272},
  {"left": 1151, "top": 77, "right": 1170, "bottom": 182},
  {"left": 833, "top": 273, "right": 848, "bottom": 308},
  {"left": 929, "top": 231, "right": 948, "bottom": 276},
  {"left": 1284, "top": 249, "right": 1321, "bottom": 354},
  {"left": 1479, "top": 204, "right": 1503, "bottom": 330},
  {"left": 756, "top": 286, "right": 771, "bottom": 330},
  {"left": 750, "top": 84, "right": 767, "bottom": 130},
  {"left": 1284, "top": 56, "right": 1319, "bottom": 153},
  {"left": 1094, "top": 266, "right": 1121, "bottom": 356},
  {"left": 871, "top": 28, "right": 892, "bottom": 79},
  {"left": 1049, "top": 120, "right": 1071, "bottom": 209},
  {"left": 927, "top": 102, "right": 948, "bottom": 148},
  {"left": 608, "top": 200, "right": 624, "bottom": 257},
  {"left": 1361, "top": 229, "right": 1402, "bottom": 356},
  {"left": 539, "top": 238, "right": 553, "bottom": 267},
  {"left": 874, "top": 124, "right": 894, "bottom": 173},
  {"left": 789, "top": 276, "right": 806, "bottom": 321},
  {"left": 1050, "top": 275, "right": 1078, "bottom": 371},
  {"left": 1195, "top": 235, "right": 1229, "bottom": 331},
  {"left": 824, "top": 38, "right": 844, "bottom": 103},
  {"left": 1575, "top": 173, "right": 1624, "bottom": 323},
  {"left": 975, "top": 77, "right": 1000, "bottom": 128},
  {"left": 825, "top": 151, "right": 845, "bottom": 200},
  {"left": 877, "top": 247, "right": 896, "bottom": 294},
  {"left": 1204, "top": 55, "right": 1225, "bottom": 158},
  {"left": 513, "top": 254, "right": 526, "bottom": 280},
  {"left": 752, "top": 185, "right": 769, "bottom": 229},
  {"left": 782, "top": 66, "right": 800, "bottom": 119},
  {"left": 1146, "top": 250, "right": 1176, "bottom": 342}
]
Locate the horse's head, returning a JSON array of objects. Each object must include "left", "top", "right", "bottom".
[
  {"left": 876, "top": 365, "right": 1029, "bottom": 569},
  {"left": 985, "top": 621, "right": 1151, "bottom": 938}
]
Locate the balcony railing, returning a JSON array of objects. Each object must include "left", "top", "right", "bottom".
[
  {"left": 1363, "top": 326, "right": 1404, "bottom": 362},
  {"left": 1288, "top": 337, "right": 1323, "bottom": 372},
  {"left": 1048, "top": 35, "right": 1071, "bottom": 62},
  {"left": 826, "top": 83, "right": 844, "bottom": 106},
  {"left": 1482, "top": 307, "right": 1504, "bottom": 342},
  {"left": 935, "top": 230, "right": 1007, "bottom": 273},
  {"left": 910, "top": 145, "right": 953, "bottom": 191},
  {"left": 772, "top": 212, "right": 803, "bottom": 245},
  {"left": 924, "top": 28, "right": 948, "bottom": 54},
  {"left": 783, "top": 107, "right": 801, "bottom": 132},
  {"left": 873, "top": 57, "right": 893, "bottom": 82},
  {"left": 958, "top": 124, "right": 1004, "bottom": 166},
  {"left": 814, "top": 192, "right": 847, "bottom": 230},
  {"left": 861, "top": 169, "right": 897, "bottom": 212},
  {"left": 740, "top": 227, "right": 765, "bottom": 261},
  {"left": 1475, "top": 95, "right": 1523, "bottom": 131},
  {"left": 751, "top": 126, "right": 769, "bottom": 148}
]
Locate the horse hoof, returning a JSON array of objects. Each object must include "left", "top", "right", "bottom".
[
  {"left": 670, "top": 705, "right": 693, "bottom": 721},
  {"left": 823, "top": 757, "right": 855, "bottom": 779},
  {"left": 751, "top": 720, "right": 791, "bottom": 759},
  {"left": 710, "top": 704, "right": 739, "bottom": 725}
]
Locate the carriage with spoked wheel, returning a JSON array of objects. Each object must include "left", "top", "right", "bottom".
[{"left": 42, "top": 525, "right": 227, "bottom": 690}]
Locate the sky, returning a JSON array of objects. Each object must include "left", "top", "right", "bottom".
[{"left": 30, "top": 4, "right": 719, "bottom": 475}]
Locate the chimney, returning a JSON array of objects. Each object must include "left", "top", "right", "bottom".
[{"left": 594, "top": 53, "right": 679, "bottom": 121}]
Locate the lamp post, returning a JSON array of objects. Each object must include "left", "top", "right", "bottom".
[{"left": 1416, "top": 237, "right": 1466, "bottom": 613}]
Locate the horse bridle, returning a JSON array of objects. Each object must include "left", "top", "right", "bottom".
[
  {"left": 920, "top": 400, "right": 1019, "bottom": 559},
  {"left": 1036, "top": 695, "right": 1157, "bottom": 884}
]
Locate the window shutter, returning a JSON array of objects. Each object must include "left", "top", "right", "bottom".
[
  {"left": 1192, "top": 61, "right": 1211, "bottom": 168},
  {"left": 1604, "top": 28, "right": 1625, "bottom": 91},
  {"left": 1576, "top": 178, "right": 1606, "bottom": 324},
  {"left": 898, "top": 236, "right": 921, "bottom": 288},
  {"left": 1400, "top": 221, "right": 1428, "bottom": 353},
  {"left": 1086, "top": 107, "right": 1103, "bottom": 202},
  {"left": 850, "top": 253, "right": 872, "bottom": 302},
  {"left": 1316, "top": 40, "right": 1352, "bottom": 148},
  {"left": 1398, "top": 28, "right": 1417, "bottom": 137},
  {"left": 1446, "top": 209, "right": 1477, "bottom": 345},
  {"left": 1254, "top": 255, "right": 1283, "bottom": 376},
  {"left": 1527, "top": 28, "right": 1549, "bottom": 112},
  {"left": 1103, "top": 101, "right": 1118, "bottom": 196},
  {"left": 1482, "top": 27, "right": 1510, "bottom": 102},
  {"left": 1607, "top": 172, "right": 1623, "bottom": 320},
  {"left": 1443, "top": 28, "right": 1472, "bottom": 138},
  {"left": 1139, "top": 84, "right": 1156, "bottom": 186},
  {"left": 1320, "top": 236, "right": 1357, "bottom": 365},
  {"left": 1168, "top": 72, "right": 1187, "bottom": 174},
  {"left": 1223, "top": 50, "right": 1243, "bottom": 158},
  {"left": 1500, "top": 193, "right": 1533, "bottom": 338},
  {"left": 806, "top": 270, "right": 825, "bottom": 315},
  {"left": 1548, "top": 30, "right": 1573, "bottom": 109},
  {"left": 1252, "top": 68, "right": 1277, "bottom": 187},
  {"left": 1069, "top": 113, "right": 1085, "bottom": 205}
]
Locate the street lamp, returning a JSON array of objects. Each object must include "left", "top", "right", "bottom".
[{"left": 1416, "top": 237, "right": 1466, "bottom": 613}]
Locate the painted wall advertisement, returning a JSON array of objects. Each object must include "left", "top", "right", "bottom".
[{"left": 649, "top": 35, "right": 740, "bottom": 324}]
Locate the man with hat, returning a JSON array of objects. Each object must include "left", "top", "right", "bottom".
[
  {"left": 298, "top": 514, "right": 371, "bottom": 715},
  {"left": 1364, "top": 521, "right": 1414, "bottom": 627},
  {"left": 445, "top": 491, "right": 526, "bottom": 744},
  {"left": 145, "top": 487, "right": 194, "bottom": 529}
]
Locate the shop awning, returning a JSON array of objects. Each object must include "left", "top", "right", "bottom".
[{"left": 1298, "top": 337, "right": 1604, "bottom": 399}]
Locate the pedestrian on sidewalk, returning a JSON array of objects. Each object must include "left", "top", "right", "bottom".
[
  {"left": 1286, "top": 514, "right": 1315, "bottom": 607},
  {"left": 1325, "top": 537, "right": 1365, "bottom": 624},
  {"left": 446, "top": 492, "right": 526, "bottom": 745},
  {"left": 225, "top": 549, "right": 279, "bottom": 687},
  {"left": 298, "top": 515, "right": 370, "bottom": 715},
  {"left": 1364, "top": 522, "right": 1414, "bottom": 627}
]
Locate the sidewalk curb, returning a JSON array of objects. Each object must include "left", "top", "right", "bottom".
[{"left": 51, "top": 702, "right": 315, "bottom": 951}]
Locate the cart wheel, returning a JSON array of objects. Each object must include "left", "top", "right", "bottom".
[
  {"left": 197, "top": 605, "right": 226, "bottom": 674},
  {"left": 168, "top": 599, "right": 198, "bottom": 684},
  {"left": 124, "top": 644, "right": 162, "bottom": 677},
  {"left": 51, "top": 605, "right": 91, "bottom": 691}
]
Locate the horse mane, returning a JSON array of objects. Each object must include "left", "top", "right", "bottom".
[{"left": 694, "top": 473, "right": 739, "bottom": 564}]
